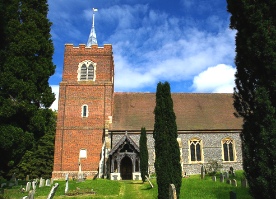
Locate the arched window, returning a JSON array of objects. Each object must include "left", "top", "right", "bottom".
[
  {"left": 78, "top": 60, "right": 96, "bottom": 81},
  {"left": 189, "top": 138, "right": 203, "bottom": 162},
  {"left": 222, "top": 138, "right": 236, "bottom": 161},
  {"left": 82, "top": 104, "right": 88, "bottom": 117}
]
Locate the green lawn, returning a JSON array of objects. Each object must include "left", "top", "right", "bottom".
[{"left": 1, "top": 171, "right": 252, "bottom": 199}]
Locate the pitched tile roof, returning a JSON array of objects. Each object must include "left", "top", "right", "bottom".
[{"left": 110, "top": 92, "right": 243, "bottom": 131}]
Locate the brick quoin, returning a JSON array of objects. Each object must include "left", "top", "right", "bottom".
[{"left": 52, "top": 44, "right": 114, "bottom": 179}]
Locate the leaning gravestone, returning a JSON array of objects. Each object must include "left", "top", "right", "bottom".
[
  {"left": 220, "top": 173, "right": 224, "bottom": 182},
  {"left": 65, "top": 173, "right": 69, "bottom": 194},
  {"left": 47, "top": 183, "right": 59, "bottom": 199},
  {"left": 26, "top": 182, "right": 31, "bottom": 192},
  {"left": 201, "top": 165, "right": 205, "bottom": 179},
  {"left": 169, "top": 184, "right": 177, "bottom": 199}
]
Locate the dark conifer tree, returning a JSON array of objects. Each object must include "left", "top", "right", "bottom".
[
  {"left": 227, "top": 1, "right": 276, "bottom": 198},
  {"left": 0, "top": 0, "right": 55, "bottom": 178},
  {"left": 139, "top": 127, "right": 149, "bottom": 183},
  {"left": 153, "top": 82, "right": 182, "bottom": 199}
]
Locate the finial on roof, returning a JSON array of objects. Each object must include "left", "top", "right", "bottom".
[{"left": 87, "top": 8, "right": 98, "bottom": 47}]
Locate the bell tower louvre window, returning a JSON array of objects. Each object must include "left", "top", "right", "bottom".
[{"left": 78, "top": 60, "right": 96, "bottom": 81}]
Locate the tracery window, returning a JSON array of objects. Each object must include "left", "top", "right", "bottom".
[
  {"left": 189, "top": 139, "right": 203, "bottom": 162},
  {"left": 78, "top": 60, "right": 96, "bottom": 81},
  {"left": 222, "top": 138, "right": 236, "bottom": 161},
  {"left": 82, "top": 104, "right": 88, "bottom": 117}
]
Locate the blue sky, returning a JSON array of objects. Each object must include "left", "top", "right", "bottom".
[{"left": 48, "top": 0, "right": 237, "bottom": 110}]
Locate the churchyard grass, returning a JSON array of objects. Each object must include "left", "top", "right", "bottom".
[{"left": 1, "top": 170, "right": 251, "bottom": 199}]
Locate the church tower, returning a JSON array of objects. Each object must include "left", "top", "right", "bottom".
[{"left": 52, "top": 9, "right": 114, "bottom": 179}]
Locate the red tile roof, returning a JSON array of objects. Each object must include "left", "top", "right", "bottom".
[{"left": 110, "top": 92, "right": 243, "bottom": 131}]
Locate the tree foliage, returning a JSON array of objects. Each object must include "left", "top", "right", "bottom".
[
  {"left": 153, "top": 82, "right": 182, "bottom": 199},
  {"left": 0, "top": 0, "right": 55, "bottom": 179},
  {"left": 227, "top": 1, "right": 276, "bottom": 198},
  {"left": 139, "top": 127, "right": 148, "bottom": 183}
]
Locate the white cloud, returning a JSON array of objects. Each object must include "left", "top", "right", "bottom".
[
  {"left": 191, "top": 64, "right": 236, "bottom": 93},
  {"left": 50, "top": 85, "right": 59, "bottom": 111}
]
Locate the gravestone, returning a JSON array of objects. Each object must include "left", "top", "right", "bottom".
[
  {"left": 201, "top": 165, "right": 205, "bottom": 179},
  {"left": 26, "top": 175, "right": 29, "bottom": 181},
  {"left": 45, "top": 179, "right": 51, "bottom": 186},
  {"left": 241, "top": 178, "right": 248, "bottom": 188},
  {"left": 78, "top": 172, "right": 84, "bottom": 182},
  {"left": 169, "top": 184, "right": 177, "bottom": 199},
  {"left": 230, "top": 191, "right": 237, "bottom": 199},
  {"left": 1, "top": 183, "right": 6, "bottom": 188},
  {"left": 26, "top": 182, "right": 31, "bottom": 192},
  {"left": 145, "top": 175, "right": 154, "bottom": 188},
  {"left": 28, "top": 190, "right": 35, "bottom": 199},
  {"left": 224, "top": 172, "right": 229, "bottom": 179},
  {"left": 65, "top": 173, "right": 69, "bottom": 194},
  {"left": 47, "top": 183, "right": 59, "bottom": 199},
  {"left": 39, "top": 178, "right": 45, "bottom": 187},
  {"left": 232, "top": 179, "right": 237, "bottom": 187},
  {"left": 230, "top": 167, "right": 234, "bottom": 174},
  {"left": 8, "top": 182, "right": 14, "bottom": 187},
  {"left": 10, "top": 173, "right": 16, "bottom": 182},
  {"left": 50, "top": 178, "right": 54, "bottom": 185},
  {"left": 226, "top": 179, "right": 231, "bottom": 184},
  {"left": 32, "top": 181, "right": 36, "bottom": 190},
  {"left": 220, "top": 173, "right": 224, "bottom": 182},
  {"left": 212, "top": 176, "right": 216, "bottom": 182}
]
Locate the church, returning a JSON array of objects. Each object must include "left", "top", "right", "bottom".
[{"left": 52, "top": 11, "right": 243, "bottom": 180}]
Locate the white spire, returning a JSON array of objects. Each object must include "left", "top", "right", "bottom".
[{"left": 87, "top": 8, "right": 98, "bottom": 47}]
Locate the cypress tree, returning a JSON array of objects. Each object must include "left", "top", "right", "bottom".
[
  {"left": 153, "top": 82, "right": 182, "bottom": 199},
  {"left": 139, "top": 127, "right": 149, "bottom": 183},
  {"left": 0, "top": 0, "right": 55, "bottom": 178},
  {"left": 227, "top": 1, "right": 276, "bottom": 198}
]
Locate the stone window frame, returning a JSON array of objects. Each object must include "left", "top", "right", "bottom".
[
  {"left": 188, "top": 138, "right": 204, "bottom": 164},
  {"left": 81, "top": 104, "right": 89, "bottom": 117},
  {"left": 221, "top": 137, "right": 237, "bottom": 162},
  {"left": 77, "top": 60, "right": 97, "bottom": 81}
]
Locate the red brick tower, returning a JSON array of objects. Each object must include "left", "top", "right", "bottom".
[{"left": 52, "top": 43, "right": 114, "bottom": 179}]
